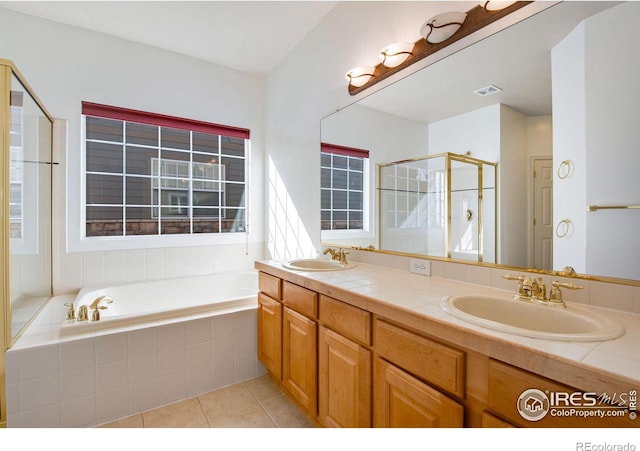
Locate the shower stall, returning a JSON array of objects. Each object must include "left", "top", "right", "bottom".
[
  {"left": 378, "top": 152, "right": 497, "bottom": 263},
  {"left": 0, "top": 59, "right": 54, "bottom": 427}
]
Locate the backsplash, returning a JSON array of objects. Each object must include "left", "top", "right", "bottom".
[
  {"left": 53, "top": 242, "right": 265, "bottom": 296},
  {"left": 347, "top": 249, "right": 640, "bottom": 315}
]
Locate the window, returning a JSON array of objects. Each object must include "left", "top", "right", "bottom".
[
  {"left": 82, "top": 102, "right": 249, "bottom": 237},
  {"left": 320, "top": 143, "right": 369, "bottom": 231}
]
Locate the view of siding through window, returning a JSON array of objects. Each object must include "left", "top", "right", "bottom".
[
  {"left": 320, "top": 144, "right": 368, "bottom": 230},
  {"left": 84, "top": 115, "right": 247, "bottom": 237}
]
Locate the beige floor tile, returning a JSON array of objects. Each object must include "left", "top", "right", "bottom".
[
  {"left": 206, "top": 402, "right": 277, "bottom": 428},
  {"left": 198, "top": 383, "right": 258, "bottom": 419},
  {"left": 260, "top": 392, "right": 312, "bottom": 428},
  {"left": 98, "top": 414, "right": 144, "bottom": 428},
  {"left": 142, "top": 397, "right": 208, "bottom": 428},
  {"left": 244, "top": 375, "right": 282, "bottom": 402}
]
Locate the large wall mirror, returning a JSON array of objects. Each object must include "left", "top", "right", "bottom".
[{"left": 321, "top": 1, "right": 640, "bottom": 284}]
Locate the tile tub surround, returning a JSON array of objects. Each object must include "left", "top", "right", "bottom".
[
  {"left": 255, "top": 259, "right": 640, "bottom": 395},
  {"left": 6, "top": 298, "right": 264, "bottom": 428}
]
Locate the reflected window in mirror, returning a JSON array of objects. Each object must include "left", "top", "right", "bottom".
[{"left": 320, "top": 143, "right": 369, "bottom": 233}]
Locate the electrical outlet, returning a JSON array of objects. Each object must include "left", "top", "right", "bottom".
[{"left": 410, "top": 258, "right": 431, "bottom": 276}]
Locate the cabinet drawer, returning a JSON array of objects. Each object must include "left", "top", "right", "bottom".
[
  {"left": 320, "top": 295, "right": 371, "bottom": 345},
  {"left": 488, "top": 359, "right": 635, "bottom": 428},
  {"left": 259, "top": 272, "right": 282, "bottom": 300},
  {"left": 283, "top": 281, "right": 318, "bottom": 319},
  {"left": 375, "top": 319, "right": 465, "bottom": 398}
]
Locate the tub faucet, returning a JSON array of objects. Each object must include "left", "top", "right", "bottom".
[{"left": 89, "top": 295, "right": 114, "bottom": 321}]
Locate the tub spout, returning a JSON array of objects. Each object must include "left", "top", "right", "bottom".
[
  {"left": 89, "top": 295, "right": 114, "bottom": 321},
  {"left": 90, "top": 295, "right": 114, "bottom": 310}
]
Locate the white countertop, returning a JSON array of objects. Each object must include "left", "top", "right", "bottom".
[{"left": 256, "top": 259, "right": 640, "bottom": 386}]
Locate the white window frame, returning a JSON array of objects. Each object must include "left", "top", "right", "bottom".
[
  {"left": 320, "top": 145, "right": 373, "bottom": 242},
  {"left": 70, "top": 104, "right": 251, "bottom": 252}
]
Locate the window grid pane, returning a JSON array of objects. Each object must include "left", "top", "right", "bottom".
[
  {"left": 320, "top": 151, "right": 365, "bottom": 231},
  {"left": 85, "top": 114, "right": 247, "bottom": 237}
]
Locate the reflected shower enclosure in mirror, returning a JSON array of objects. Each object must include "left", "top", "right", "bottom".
[
  {"left": 379, "top": 153, "right": 497, "bottom": 264},
  {"left": 321, "top": 1, "right": 640, "bottom": 283}
]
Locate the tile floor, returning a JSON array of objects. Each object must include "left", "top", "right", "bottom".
[{"left": 98, "top": 375, "right": 316, "bottom": 428}]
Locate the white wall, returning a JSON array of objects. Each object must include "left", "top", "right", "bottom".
[
  {"left": 583, "top": 1, "right": 640, "bottom": 280},
  {"left": 552, "top": 2, "right": 640, "bottom": 279},
  {"left": 264, "top": 1, "right": 484, "bottom": 260},
  {"left": 0, "top": 9, "right": 266, "bottom": 294}
]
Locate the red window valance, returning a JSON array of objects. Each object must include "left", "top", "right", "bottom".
[{"left": 82, "top": 101, "right": 250, "bottom": 139}]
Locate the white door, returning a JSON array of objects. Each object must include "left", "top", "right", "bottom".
[{"left": 532, "top": 159, "right": 553, "bottom": 270}]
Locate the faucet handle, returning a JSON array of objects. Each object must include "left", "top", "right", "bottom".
[
  {"left": 64, "top": 302, "right": 76, "bottom": 320},
  {"left": 549, "top": 281, "right": 583, "bottom": 306},
  {"left": 502, "top": 274, "right": 525, "bottom": 281},
  {"left": 77, "top": 305, "right": 89, "bottom": 321}
]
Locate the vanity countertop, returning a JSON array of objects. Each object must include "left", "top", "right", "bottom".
[{"left": 255, "top": 259, "right": 640, "bottom": 393}]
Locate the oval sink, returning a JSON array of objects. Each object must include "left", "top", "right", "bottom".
[
  {"left": 283, "top": 258, "right": 356, "bottom": 271},
  {"left": 440, "top": 295, "right": 624, "bottom": 342}
]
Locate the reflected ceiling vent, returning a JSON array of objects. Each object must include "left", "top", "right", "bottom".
[{"left": 474, "top": 84, "right": 502, "bottom": 96}]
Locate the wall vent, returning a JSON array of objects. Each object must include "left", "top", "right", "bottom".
[{"left": 474, "top": 84, "right": 502, "bottom": 96}]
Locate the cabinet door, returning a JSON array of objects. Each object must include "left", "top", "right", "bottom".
[
  {"left": 283, "top": 307, "right": 317, "bottom": 415},
  {"left": 257, "top": 293, "right": 282, "bottom": 380},
  {"left": 374, "top": 357, "right": 463, "bottom": 428},
  {"left": 318, "top": 326, "right": 372, "bottom": 428}
]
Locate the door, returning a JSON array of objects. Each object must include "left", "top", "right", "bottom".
[
  {"left": 257, "top": 293, "right": 282, "bottom": 379},
  {"left": 373, "top": 357, "right": 463, "bottom": 428},
  {"left": 283, "top": 307, "right": 317, "bottom": 415},
  {"left": 318, "top": 326, "right": 371, "bottom": 427},
  {"left": 532, "top": 158, "right": 553, "bottom": 270}
]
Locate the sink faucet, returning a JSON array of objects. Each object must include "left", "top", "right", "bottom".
[
  {"left": 323, "top": 247, "right": 349, "bottom": 265},
  {"left": 502, "top": 274, "right": 581, "bottom": 308}
]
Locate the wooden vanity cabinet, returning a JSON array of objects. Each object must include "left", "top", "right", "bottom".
[
  {"left": 257, "top": 270, "right": 635, "bottom": 429},
  {"left": 318, "top": 296, "right": 372, "bottom": 428}
]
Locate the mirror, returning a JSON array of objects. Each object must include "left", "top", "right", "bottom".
[{"left": 321, "top": 1, "right": 640, "bottom": 283}]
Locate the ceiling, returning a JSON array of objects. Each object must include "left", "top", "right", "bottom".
[{"left": 0, "top": 0, "right": 338, "bottom": 76}]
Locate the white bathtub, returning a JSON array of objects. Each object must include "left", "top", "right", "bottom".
[
  {"left": 61, "top": 270, "right": 258, "bottom": 334},
  {"left": 7, "top": 269, "right": 264, "bottom": 427}
]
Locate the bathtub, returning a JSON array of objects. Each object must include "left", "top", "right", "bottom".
[
  {"left": 61, "top": 270, "right": 258, "bottom": 334},
  {"left": 7, "top": 269, "right": 264, "bottom": 427}
]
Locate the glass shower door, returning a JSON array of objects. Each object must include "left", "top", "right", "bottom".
[{"left": 449, "top": 158, "right": 480, "bottom": 261}]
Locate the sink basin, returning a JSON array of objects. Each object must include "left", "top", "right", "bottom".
[
  {"left": 283, "top": 258, "right": 356, "bottom": 271},
  {"left": 440, "top": 295, "right": 624, "bottom": 341}
]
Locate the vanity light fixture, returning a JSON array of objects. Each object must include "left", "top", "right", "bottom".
[
  {"left": 378, "top": 42, "right": 414, "bottom": 68},
  {"left": 346, "top": 1, "right": 530, "bottom": 95},
  {"left": 481, "top": 1, "right": 518, "bottom": 12},
  {"left": 420, "top": 11, "right": 468, "bottom": 44},
  {"left": 345, "top": 66, "right": 376, "bottom": 88}
]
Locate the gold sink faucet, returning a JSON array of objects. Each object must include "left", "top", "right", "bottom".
[
  {"left": 323, "top": 247, "right": 349, "bottom": 265},
  {"left": 501, "top": 274, "right": 581, "bottom": 308}
]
